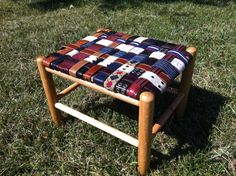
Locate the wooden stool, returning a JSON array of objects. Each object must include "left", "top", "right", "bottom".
[{"left": 37, "top": 29, "right": 196, "bottom": 175}]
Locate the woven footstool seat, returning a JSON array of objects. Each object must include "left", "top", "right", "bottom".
[
  {"left": 43, "top": 29, "right": 192, "bottom": 99},
  {"left": 37, "top": 28, "right": 196, "bottom": 175}
]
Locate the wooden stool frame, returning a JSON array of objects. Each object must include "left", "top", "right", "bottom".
[{"left": 37, "top": 47, "right": 196, "bottom": 175}]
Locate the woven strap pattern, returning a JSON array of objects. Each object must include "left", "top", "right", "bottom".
[{"left": 43, "top": 29, "right": 192, "bottom": 99}]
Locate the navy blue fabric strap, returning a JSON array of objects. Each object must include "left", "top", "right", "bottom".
[
  {"left": 116, "top": 38, "right": 126, "bottom": 43},
  {"left": 146, "top": 45, "right": 160, "bottom": 52},
  {"left": 152, "top": 59, "right": 179, "bottom": 79},
  {"left": 50, "top": 54, "right": 71, "bottom": 69},
  {"left": 92, "top": 71, "right": 110, "bottom": 86},
  {"left": 141, "top": 38, "right": 157, "bottom": 45},
  {"left": 107, "top": 62, "right": 122, "bottom": 71},
  {"left": 122, "top": 53, "right": 136, "bottom": 60},
  {"left": 100, "top": 47, "right": 118, "bottom": 54},
  {"left": 129, "top": 54, "right": 148, "bottom": 63},
  {"left": 113, "top": 51, "right": 126, "bottom": 57}
]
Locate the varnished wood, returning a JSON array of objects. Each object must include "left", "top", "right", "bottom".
[
  {"left": 36, "top": 56, "right": 62, "bottom": 126},
  {"left": 45, "top": 67, "right": 140, "bottom": 107},
  {"left": 96, "top": 28, "right": 111, "bottom": 33},
  {"left": 55, "top": 102, "right": 139, "bottom": 147},
  {"left": 176, "top": 47, "right": 197, "bottom": 118},
  {"left": 37, "top": 45, "right": 196, "bottom": 175},
  {"left": 138, "top": 92, "right": 154, "bottom": 175},
  {"left": 57, "top": 82, "right": 80, "bottom": 100}
]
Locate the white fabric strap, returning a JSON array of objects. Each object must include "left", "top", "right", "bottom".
[
  {"left": 82, "top": 36, "right": 97, "bottom": 42},
  {"left": 117, "top": 64, "right": 135, "bottom": 74},
  {"left": 84, "top": 55, "right": 98, "bottom": 63},
  {"left": 149, "top": 51, "right": 166, "bottom": 60},
  {"left": 129, "top": 47, "right": 145, "bottom": 54},
  {"left": 115, "top": 44, "right": 134, "bottom": 52},
  {"left": 134, "top": 37, "right": 148, "bottom": 43},
  {"left": 98, "top": 56, "right": 118, "bottom": 67},
  {"left": 171, "top": 58, "right": 185, "bottom": 72},
  {"left": 66, "top": 49, "right": 79, "bottom": 57},
  {"left": 96, "top": 39, "right": 113, "bottom": 46},
  {"left": 140, "top": 71, "right": 167, "bottom": 92}
]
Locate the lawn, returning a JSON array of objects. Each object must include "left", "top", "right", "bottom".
[{"left": 0, "top": 0, "right": 235, "bottom": 175}]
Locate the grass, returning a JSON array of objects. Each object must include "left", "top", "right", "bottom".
[{"left": 0, "top": 0, "right": 235, "bottom": 175}]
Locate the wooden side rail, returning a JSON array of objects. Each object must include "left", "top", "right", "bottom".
[
  {"left": 55, "top": 102, "right": 139, "bottom": 147},
  {"left": 56, "top": 77, "right": 178, "bottom": 101},
  {"left": 57, "top": 82, "right": 81, "bottom": 100},
  {"left": 45, "top": 67, "right": 140, "bottom": 107}
]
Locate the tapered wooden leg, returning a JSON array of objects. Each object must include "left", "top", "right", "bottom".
[
  {"left": 176, "top": 47, "right": 197, "bottom": 118},
  {"left": 138, "top": 92, "right": 155, "bottom": 175},
  {"left": 36, "top": 56, "right": 62, "bottom": 126}
]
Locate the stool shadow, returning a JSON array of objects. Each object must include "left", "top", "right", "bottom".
[
  {"left": 62, "top": 84, "right": 227, "bottom": 172},
  {"left": 26, "top": 0, "right": 234, "bottom": 11},
  {"left": 26, "top": 0, "right": 84, "bottom": 11},
  {"left": 150, "top": 86, "right": 227, "bottom": 169},
  {"left": 72, "top": 85, "right": 227, "bottom": 169},
  {"left": 99, "top": 0, "right": 234, "bottom": 10}
]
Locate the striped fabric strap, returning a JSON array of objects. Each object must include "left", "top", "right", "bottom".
[
  {"left": 152, "top": 59, "right": 179, "bottom": 79},
  {"left": 167, "top": 50, "right": 189, "bottom": 64}
]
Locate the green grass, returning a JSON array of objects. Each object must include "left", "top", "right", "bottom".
[{"left": 0, "top": 0, "right": 235, "bottom": 175}]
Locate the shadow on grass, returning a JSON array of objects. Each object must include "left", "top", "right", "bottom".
[
  {"left": 149, "top": 86, "right": 227, "bottom": 169},
  {"left": 24, "top": 0, "right": 234, "bottom": 11},
  {"left": 26, "top": 0, "right": 85, "bottom": 11},
  {"left": 98, "top": 0, "right": 234, "bottom": 10},
  {"left": 65, "top": 85, "right": 227, "bottom": 170}
]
